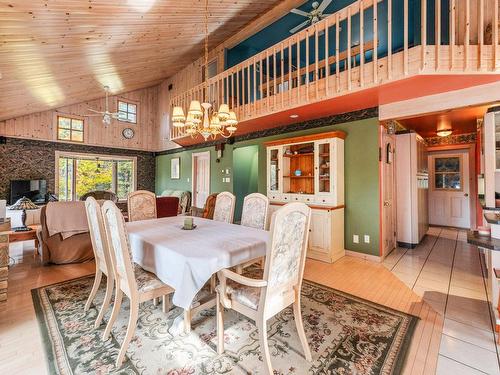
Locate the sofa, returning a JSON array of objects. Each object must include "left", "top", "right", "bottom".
[
  {"left": 160, "top": 190, "right": 191, "bottom": 214},
  {"left": 39, "top": 203, "right": 94, "bottom": 265}
]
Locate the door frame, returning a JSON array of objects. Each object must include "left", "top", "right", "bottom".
[
  {"left": 427, "top": 143, "right": 476, "bottom": 229},
  {"left": 191, "top": 151, "right": 211, "bottom": 208},
  {"left": 379, "top": 125, "right": 397, "bottom": 258}
]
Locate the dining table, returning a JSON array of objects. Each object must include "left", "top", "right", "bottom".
[{"left": 126, "top": 215, "right": 269, "bottom": 333}]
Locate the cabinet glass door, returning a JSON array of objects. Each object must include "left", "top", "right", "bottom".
[
  {"left": 316, "top": 141, "right": 332, "bottom": 193},
  {"left": 269, "top": 148, "right": 280, "bottom": 192}
]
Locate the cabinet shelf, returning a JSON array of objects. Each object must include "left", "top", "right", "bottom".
[
  {"left": 283, "top": 153, "right": 314, "bottom": 158},
  {"left": 283, "top": 175, "right": 314, "bottom": 179}
]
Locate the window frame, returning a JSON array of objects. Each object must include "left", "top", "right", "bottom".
[
  {"left": 56, "top": 115, "right": 85, "bottom": 143},
  {"left": 55, "top": 151, "right": 137, "bottom": 202},
  {"left": 117, "top": 98, "right": 138, "bottom": 124},
  {"left": 433, "top": 156, "right": 463, "bottom": 191}
]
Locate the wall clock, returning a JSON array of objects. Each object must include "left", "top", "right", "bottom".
[{"left": 122, "top": 127, "right": 135, "bottom": 139}]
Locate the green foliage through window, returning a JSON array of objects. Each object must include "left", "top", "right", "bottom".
[{"left": 58, "top": 155, "right": 134, "bottom": 201}]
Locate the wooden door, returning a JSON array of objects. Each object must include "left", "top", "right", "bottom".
[
  {"left": 382, "top": 132, "right": 396, "bottom": 257},
  {"left": 192, "top": 151, "right": 210, "bottom": 208},
  {"left": 429, "top": 151, "right": 471, "bottom": 228}
]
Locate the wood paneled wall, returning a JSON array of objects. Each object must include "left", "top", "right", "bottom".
[{"left": 0, "top": 86, "right": 161, "bottom": 151}]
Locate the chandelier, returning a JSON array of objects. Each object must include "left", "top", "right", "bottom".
[{"left": 171, "top": 0, "right": 238, "bottom": 141}]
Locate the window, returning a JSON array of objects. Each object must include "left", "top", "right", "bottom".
[
  {"left": 56, "top": 152, "right": 136, "bottom": 201},
  {"left": 434, "top": 157, "right": 461, "bottom": 190},
  {"left": 117, "top": 100, "right": 137, "bottom": 124},
  {"left": 57, "top": 116, "right": 84, "bottom": 142}
]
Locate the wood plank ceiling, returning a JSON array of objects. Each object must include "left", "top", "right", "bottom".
[{"left": 0, "top": 0, "right": 283, "bottom": 121}]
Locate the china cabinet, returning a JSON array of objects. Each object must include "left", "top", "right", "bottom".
[{"left": 265, "top": 131, "right": 345, "bottom": 263}]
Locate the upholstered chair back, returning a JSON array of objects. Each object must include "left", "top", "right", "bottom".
[
  {"left": 213, "top": 191, "right": 236, "bottom": 224},
  {"left": 102, "top": 201, "right": 137, "bottom": 295},
  {"left": 241, "top": 193, "right": 269, "bottom": 230},
  {"left": 127, "top": 190, "right": 157, "bottom": 222},
  {"left": 263, "top": 202, "right": 311, "bottom": 293},
  {"left": 84, "top": 197, "right": 112, "bottom": 275}
]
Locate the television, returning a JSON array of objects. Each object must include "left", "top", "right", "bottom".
[{"left": 9, "top": 179, "right": 47, "bottom": 205}]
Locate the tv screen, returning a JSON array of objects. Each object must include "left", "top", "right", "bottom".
[{"left": 10, "top": 179, "right": 47, "bottom": 205}]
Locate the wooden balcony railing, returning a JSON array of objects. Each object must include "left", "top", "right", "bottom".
[{"left": 170, "top": 0, "right": 500, "bottom": 141}]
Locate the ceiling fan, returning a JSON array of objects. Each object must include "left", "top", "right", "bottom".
[
  {"left": 85, "top": 85, "right": 126, "bottom": 125},
  {"left": 289, "top": 0, "right": 333, "bottom": 34}
]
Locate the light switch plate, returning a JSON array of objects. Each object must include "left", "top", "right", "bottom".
[
  {"left": 353, "top": 234, "right": 359, "bottom": 244},
  {"left": 364, "top": 235, "right": 370, "bottom": 243}
]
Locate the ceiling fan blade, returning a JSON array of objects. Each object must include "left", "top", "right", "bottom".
[
  {"left": 87, "top": 108, "right": 104, "bottom": 114},
  {"left": 317, "top": 0, "right": 332, "bottom": 13},
  {"left": 84, "top": 114, "right": 106, "bottom": 117},
  {"left": 289, "top": 19, "right": 311, "bottom": 34},
  {"left": 290, "top": 8, "right": 310, "bottom": 17}
]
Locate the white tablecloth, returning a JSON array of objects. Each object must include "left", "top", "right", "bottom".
[{"left": 127, "top": 216, "right": 269, "bottom": 309}]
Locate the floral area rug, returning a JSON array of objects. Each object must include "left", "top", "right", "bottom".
[{"left": 32, "top": 272, "right": 417, "bottom": 375}]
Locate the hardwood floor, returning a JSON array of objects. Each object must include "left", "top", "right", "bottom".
[{"left": 0, "top": 227, "right": 495, "bottom": 374}]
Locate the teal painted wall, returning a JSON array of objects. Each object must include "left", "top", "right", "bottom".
[
  {"left": 156, "top": 117, "right": 380, "bottom": 256},
  {"left": 233, "top": 145, "right": 259, "bottom": 222}
]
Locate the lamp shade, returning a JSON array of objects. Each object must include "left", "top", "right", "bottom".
[
  {"left": 172, "top": 106, "right": 186, "bottom": 122},
  {"left": 218, "top": 104, "right": 230, "bottom": 119},
  {"left": 226, "top": 111, "right": 238, "bottom": 126},
  {"left": 436, "top": 117, "right": 452, "bottom": 137},
  {"left": 10, "top": 196, "right": 38, "bottom": 210},
  {"left": 188, "top": 100, "right": 203, "bottom": 116}
]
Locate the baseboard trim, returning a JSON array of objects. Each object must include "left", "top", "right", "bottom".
[{"left": 345, "top": 250, "right": 382, "bottom": 263}]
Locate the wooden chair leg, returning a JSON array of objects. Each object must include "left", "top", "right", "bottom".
[
  {"left": 162, "top": 294, "right": 171, "bottom": 313},
  {"left": 84, "top": 269, "right": 102, "bottom": 312},
  {"left": 292, "top": 298, "right": 312, "bottom": 361},
  {"left": 216, "top": 292, "right": 225, "bottom": 354},
  {"left": 257, "top": 319, "right": 273, "bottom": 375},
  {"left": 115, "top": 299, "right": 139, "bottom": 368},
  {"left": 103, "top": 287, "right": 123, "bottom": 341},
  {"left": 183, "top": 308, "right": 192, "bottom": 334},
  {"left": 94, "top": 274, "right": 114, "bottom": 328}
]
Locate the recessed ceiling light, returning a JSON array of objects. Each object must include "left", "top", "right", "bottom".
[{"left": 290, "top": 114, "right": 299, "bottom": 118}]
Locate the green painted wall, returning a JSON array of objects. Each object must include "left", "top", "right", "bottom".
[
  {"left": 233, "top": 145, "right": 259, "bottom": 222},
  {"left": 156, "top": 117, "right": 380, "bottom": 256}
]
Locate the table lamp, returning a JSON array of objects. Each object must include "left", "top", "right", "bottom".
[{"left": 10, "top": 196, "right": 38, "bottom": 232}]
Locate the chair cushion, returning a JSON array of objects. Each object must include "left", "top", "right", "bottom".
[
  {"left": 135, "top": 266, "right": 165, "bottom": 293},
  {"left": 225, "top": 268, "right": 264, "bottom": 310}
]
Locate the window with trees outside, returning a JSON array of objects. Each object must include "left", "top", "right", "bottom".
[
  {"left": 57, "top": 116, "right": 84, "bottom": 142},
  {"left": 56, "top": 152, "right": 136, "bottom": 201}
]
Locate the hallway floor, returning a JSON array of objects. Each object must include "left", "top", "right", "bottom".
[{"left": 384, "top": 226, "right": 500, "bottom": 374}]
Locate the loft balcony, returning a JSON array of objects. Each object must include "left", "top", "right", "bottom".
[{"left": 170, "top": 0, "right": 500, "bottom": 143}]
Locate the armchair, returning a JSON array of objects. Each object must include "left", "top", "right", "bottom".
[{"left": 216, "top": 202, "right": 312, "bottom": 374}]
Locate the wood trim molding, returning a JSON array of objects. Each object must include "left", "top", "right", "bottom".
[
  {"left": 345, "top": 250, "right": 383, "bottom": 263},
  {"left": 264, "top": 131, "right": 347, "bottom": 146},
  {"left": 270, "top": 202, "right": 345, "bottom": 211}
]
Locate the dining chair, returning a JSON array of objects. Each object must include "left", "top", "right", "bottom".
[
  {"left": 213, "top": 191, "right": 236, "bottom": 224},
  {"left": 216, "top": 202, "right": 312, "bottom": 375},
  {"left": 101, "top": 200, "right": 174, "bottom": 367},
  {"left": 127, "top": 190, "right": 157, "bottom": 222},
  {"left": 236, "top": 193, "right": 270, "bottom": 272},
  {"left": 83, "top": 197, "right": 114, "bottom": 329},
  {"left": 190, "top": 192, "right": 218, "bottom": 219}
]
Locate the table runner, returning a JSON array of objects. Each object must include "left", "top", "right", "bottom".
[{"left": 127, "top": 216, "right": 269, "bottom": 309}]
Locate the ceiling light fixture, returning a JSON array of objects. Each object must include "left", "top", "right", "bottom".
[
  {"left": 290, "top": 114, "right": 299, "bottom": 118},
  {"left": 171, "top": 0, "right": 238, "bottom": 141},
  {"left": 436, "top": 116, "right": 453, "bottom": 137}
]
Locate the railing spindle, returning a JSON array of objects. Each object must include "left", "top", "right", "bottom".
[
  {"left": 273, "top": 47, "right": 277, "bottom": 107},
  {"left": 421, "top": 0, "right": 426, "bottom": 70},
  {"left": 404, "top": 0, "right": 408, "bottom": 74},
  {"left": 336, "top": 13, "right": 340, "bottom": 92},
  {"left": 266, "top": 50, "right": 270, "bottom": 107},
  {"left": 288, "top": 38, "right": 292, "bottom": 105},
  {"left": 347, "top": 7, "right": 352, "bottom": 90},
  {"left": 247, "top": 62, "right": 251, "bottom": 115},
  {"left": 306, "top": 30, "right": 310, "bottom": 102},
  {"left": 281, "top": 42, "right": 285, "bottom": 107},
  {"left": 259, "top": 53, "right": 263, "bottom": 108},
  {"left": 388, "top": 0, "right": 392, "bottom": 78},
  {"left": 296, "top": 36, "right": 301, "bottom": 103},
  {"left": 479, "top": 0, "right": 484, "bottom": 70},
  {"left": 360, "top": 1, "right": 365, "bottom": 86},
  {"left": 435, "top": 0, "right": 441, "bottom": 70},
  {"left": 450, "top": 0, "right": 455, "bottom": 69},
  {"left": 315, "top": 24, "right": 319, "bottom": 98},
  {"left": 325, "top": 18, "right": 330, "bottom": 95},
  {"left": 494, "top": 0, "right": 498, "bottom": 70},
  {"left": 253, "top": 56, "right": 257, "bottom": 112},
  {"left": 465, "top": 0, "right": 470, "bottom": 70}
]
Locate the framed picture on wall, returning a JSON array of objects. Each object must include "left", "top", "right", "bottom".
[{"left": 171, "top": 157, "right": 180, "bottom": 179}]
